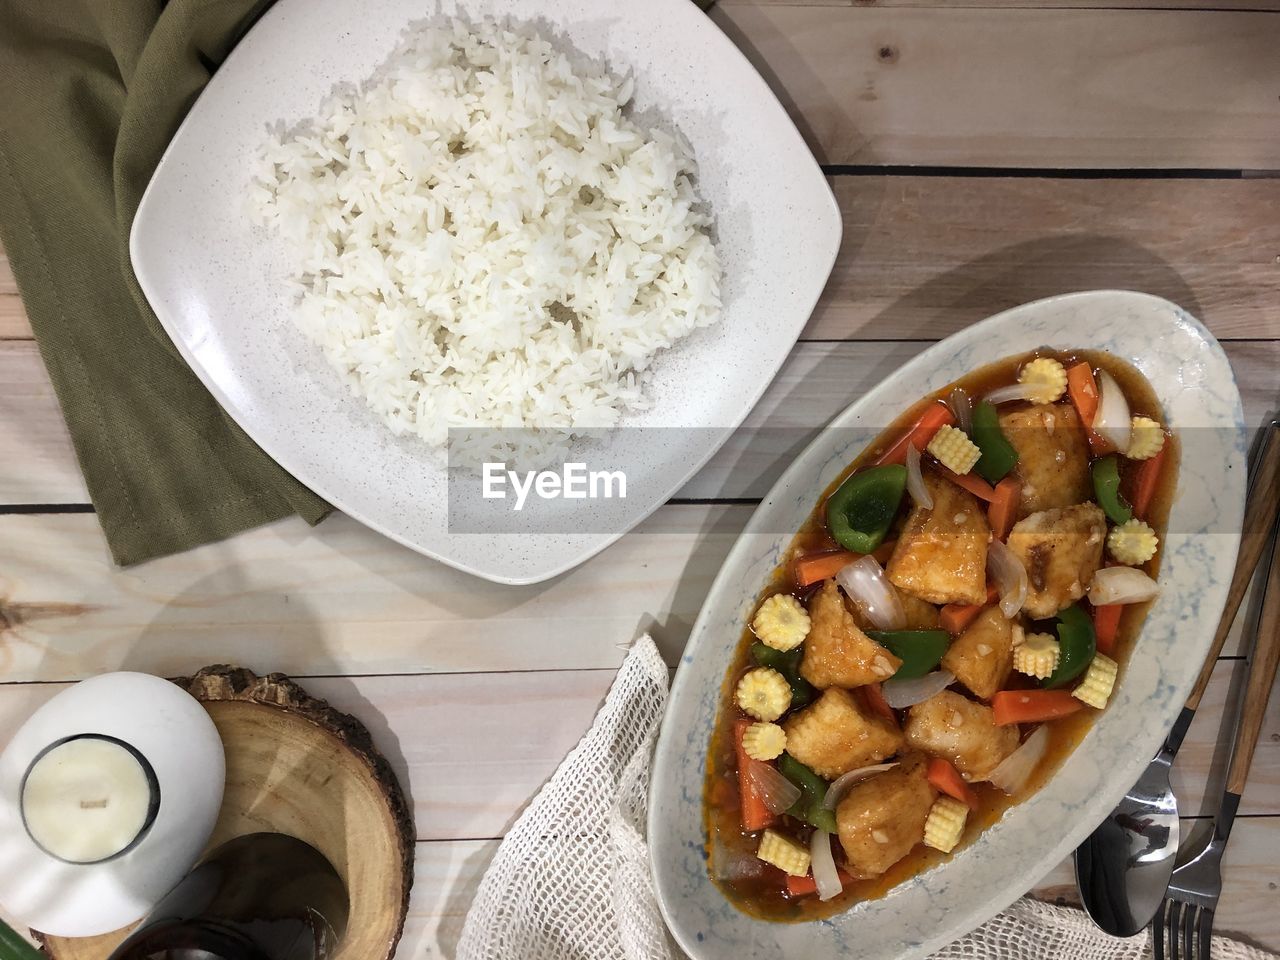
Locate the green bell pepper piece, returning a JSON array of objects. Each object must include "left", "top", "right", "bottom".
[
  {"left": 1091, "top": 455, "right": 1133, "bottom": 525},
  {"left": 750, "top": 641, "right": 816, "bottom": 710},
  {"left": 972, "top": 400, "right": 1019, "bottom": 483},
  {"left": 866, "top": 629, "right": 950, "bottom": 680},
  {"left": 825, "top": 464, "right": 907, "bottom": 554},
  {"left": 778, "top": 753, "right": 838, "bottom": 833},
  {"left": 1044, "top": 603, "right": 1097, "bottom": 688}
]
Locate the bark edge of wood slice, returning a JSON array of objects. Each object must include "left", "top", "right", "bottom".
[{"left": 36, "top": 665, "right": 415, "bottom": 960}]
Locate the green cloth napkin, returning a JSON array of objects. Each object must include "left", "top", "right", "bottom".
[{"left": 0, "top": 0, "right": 329, "bottom": 566}]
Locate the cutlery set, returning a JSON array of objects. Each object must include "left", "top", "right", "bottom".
[{"left": 1077, "top": 421, "right": 1280, "bottom": 955}]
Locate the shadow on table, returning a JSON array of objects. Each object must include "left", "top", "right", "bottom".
[
  {"left": 706, "top": 234, "right": 1207, "bottom": 504},
  {"left": 849, "top": 233, "right": 1207, "bottom": 342}
]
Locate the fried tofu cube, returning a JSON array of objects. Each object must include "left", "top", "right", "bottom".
[
  {"left": 835, "top": 753, "right": 936, "bottom": 876},
  {"left": 999, "top": 404, "right": 1092, "bottom": 519},
  {"left": 900, "top": 593, "right": 942, "bottom": 630},
  {"left": 904, "top": 690, "right": 1020, "bottom": 779},
  {"left": 847, "top": 590, "right": 939, "bottom": 632},
  {"left": 886, "top": 474, "right": 989, "bottom": 606},
  {"left": 800, "top": 581, "right": 902, "bottom": 689},
  {"left": 1006, "top": 502, "right": 1107, "bottom": 619},
  {"left": 783, "top": 687, "right": 905, "bottom": 780},
  {"left": 940, "top": 606, "right": 1014, "bottom": 701}
]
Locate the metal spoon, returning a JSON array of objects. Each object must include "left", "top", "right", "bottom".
[{"left": 1075, "top": 420, "right": 1280, "bottom": 937}]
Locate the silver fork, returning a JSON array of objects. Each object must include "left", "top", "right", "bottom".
[{"left": 1152, "top": 521, "right": 1280, "bottom": 960}]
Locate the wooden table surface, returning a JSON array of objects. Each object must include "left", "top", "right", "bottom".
[{"left": 2, "top": 1, "right": 1279, "bottom": 954}]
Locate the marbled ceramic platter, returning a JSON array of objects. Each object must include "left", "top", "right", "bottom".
[{"left": 650, "top": 291, "right": 1246, "bottom": 960}]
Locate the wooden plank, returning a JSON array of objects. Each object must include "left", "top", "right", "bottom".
[
  {"left": 809, "top": 176, "right": 1280, "bottom": 340},
  {"left": 0, "top": 500, "right": 1270, "bottom": 678},
  {"left": 0, "top": 506, "right": 741, "bottom": 679},
  {"left": 4, "top": 821, "right": 1277, "bottom": 955},
  {"left": 722, "top": 0, "right": 1280, "bottom": 8},
  {"left": 0, "top": 340, "right": 89, "bottom": 503},
  {"left": 0, "top": 665, "right": 1274, "bottom": 845},
  {"left": 3, "top": 339, "right": 1277, "bottom": 506},
  {"left": 5, "top": 175, "right": 1280, "bottom": 342},
  {"left": 712, "top": 6, "right": 1280, "bottom": 168}
]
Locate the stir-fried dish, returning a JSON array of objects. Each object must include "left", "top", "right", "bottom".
[{"left": 704, "top": 350, "right": 1178, "bottom": 920}]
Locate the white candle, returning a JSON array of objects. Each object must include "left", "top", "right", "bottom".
[{"left": 21, "top": 736, "right": 157, "bottom": 864}]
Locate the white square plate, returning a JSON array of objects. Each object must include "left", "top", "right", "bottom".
[{"left": 130, "top": 0, "right": 841, "bottom": 583}]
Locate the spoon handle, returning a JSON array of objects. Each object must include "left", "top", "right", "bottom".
[
  {"left": 1223, "top": 526, "right": 1280, "bottom": 798},
  {"left": 1183, "top": 421, "right": 1280, "bottom": 712}
]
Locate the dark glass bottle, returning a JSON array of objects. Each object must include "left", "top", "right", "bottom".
[{"left": 107, "top": 833, "right": 349, "bottom": 960}]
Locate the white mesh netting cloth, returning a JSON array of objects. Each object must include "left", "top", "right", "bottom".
[{"left": 456, "top": 635, "right": 1276, "bottom": 960}]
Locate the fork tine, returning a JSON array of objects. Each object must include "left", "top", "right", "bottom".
[
  {"left": 1152, "top": 900, "right": 1168, "bottom": 960},
  {"left": 1197, "top": 907, "right": 1215, "bottom": 960},
  {"left": 1167, "top": 900, "right": 1183, "bottom": 960},
  {"left": 1182, "top": 903, "right": 1198, "bottom": 960}
]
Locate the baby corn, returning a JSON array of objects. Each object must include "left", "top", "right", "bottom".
[
  {"left": 757, "top": 829, "right": 811, "bottom": 876},
  {"left": 1013, "top": 633, "right": 1060, "bottom": 680},
  {"left": 1072, "top": 654, "right": 1119, "bottom": 709},
  {"left": 924, "top": 796, "right": 968, "bottom": 853},
  {"left": 928, "top": 425, "right": 982, "bottom": 476},
  {"left": 1108, "top": 518, "right": 1159, "bottom": 566},
  {"left": 735, "top": 668, "right": 792, "bottom": 722},
  {"left": 1019, "top": 357, "right": 1068, "bottom": 404},
  {"left": 752, "top": 593, "right": 810, "bottom": 652}
]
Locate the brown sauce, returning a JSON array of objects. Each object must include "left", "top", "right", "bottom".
[{"left": 703, "top": 349, "right": 1180, "bottom": 922}]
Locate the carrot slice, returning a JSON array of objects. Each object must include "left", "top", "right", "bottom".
[
  {"left": 1067, "top": 362, "right": 1115, "bottom": 454},
  {"left": 938, "top": 467, "right": 997, "bottom": 502},
  {"left": 794, "top": 550, "right": 858, "bottom": 587},
  {"left": 875, "top": 403, "right": 955, "bottom": 466},
  {"left": 860, "top": 683, "right": 898, "bottom": 726},
  {"left": 1132, "top": 446, "right": 1167, "bottom": 520},
  {"left": 1067, "top": 362, "right": 1099, "bottom": 425},
  {"left": 786, "top": 867, "right": 855, "bottom": 897},
  {"left": 987, "top": 477, "right": 1022, "bottom": 540},
  {"left": 734, "top": 718, "right": 777, "bottom": 832},
  {"left": 1093, "top": 603, "right": 1123, "bottom": 656},
  {"left": 991, "top": 689, "right": 1085, "bottom": 726},
  {"left": 926, "top": 757, "right": 979, "bottom": 810},
  {"left": 1086, "top": 428, "right": 1116, "bottom": 457},
  {"left": 785, "top": 873, "right": 818, "bottom": 897},
  {"left": 939, "top": 584, "right": 1000, "bottom": 635}
]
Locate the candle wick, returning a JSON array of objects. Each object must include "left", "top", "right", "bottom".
[{"left": 79, "top": 799, "right": 109, "bottom": 810}]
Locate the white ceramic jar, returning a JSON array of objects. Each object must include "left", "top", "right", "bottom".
[{"left": 0, "top": 672, "right": 225, "bottom": 937}]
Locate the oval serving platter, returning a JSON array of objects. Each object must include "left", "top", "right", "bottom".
[{"left": 649, "top": 290, "right": 1245, "bottom": 960}]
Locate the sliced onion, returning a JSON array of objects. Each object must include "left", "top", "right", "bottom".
[
  {"left": 984, "top": 383, "right": 1042, "bottom": 405},
  {"left": 823, "top": 763, "right": 899, "bottom": 810},
  {"left": 712, "top": 831, "right": 765, "bottom": 883},
  {"left": 948, "top": 387, "right": 974, "bottom": 435},
  {"left": 810, "top": 828, "right": 843, "bottom": 901},
  {"left": 1087, "top": 566, "right": 1161, "bottom": 606},
  {"left": 905, "top": 442, "right": 934, "bottom": 510},
  {"left": 986, "top": 725, "right": 1051, "bottom": 795},
  {"left": 881, "top": 670, "right": 955, "bottom": 710},
  {"left": 836, "top": 556, "right": 906, "bottom": 630},
  {"left": 987, "top": 538, "right": 1028, "bottom": 617},
  {"left": 1093, "top": 370, "right": 1132, "bottom": 452},
  {"left": 746, "top": 761, "right": 803, "bottom": 815}
]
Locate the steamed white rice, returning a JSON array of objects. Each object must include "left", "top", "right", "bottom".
[{"left": 250, "top": 19, "right": 721, "bottom": 464}]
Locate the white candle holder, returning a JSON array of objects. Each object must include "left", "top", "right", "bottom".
[{"left": 0, "top": 673, "right": 225, "bottom": 938}]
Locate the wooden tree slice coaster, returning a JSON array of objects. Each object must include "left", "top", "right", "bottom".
[{"left": 37, "top": 665, "right": 414, "bottom": 960}]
